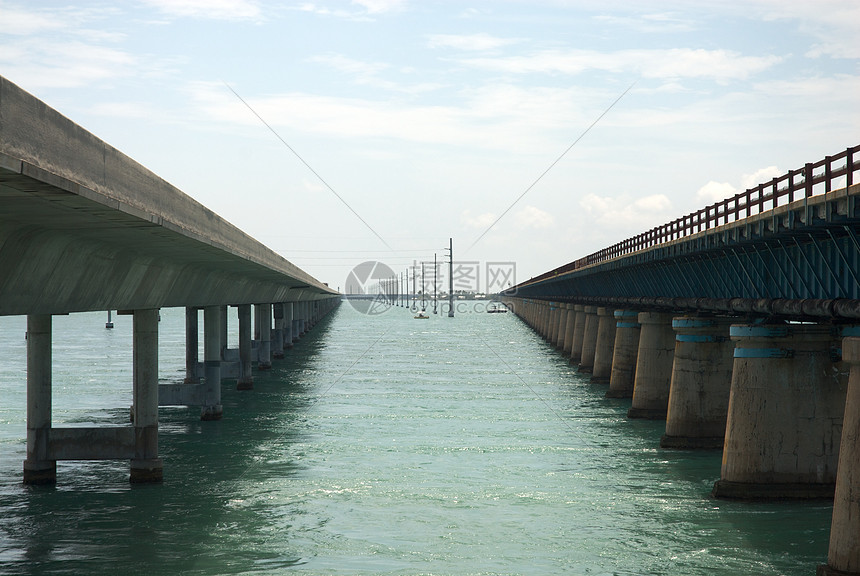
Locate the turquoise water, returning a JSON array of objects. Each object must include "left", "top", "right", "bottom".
[{"left": 0, "top": 304, "right": 832, "bottom": 575}]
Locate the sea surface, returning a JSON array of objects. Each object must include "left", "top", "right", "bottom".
[{"left": 0, "top": 303, "right": 832, "bottom": 575}]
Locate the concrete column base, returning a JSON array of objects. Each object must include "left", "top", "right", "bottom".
[
  {"left": 130, "top": 458, "right": 163, "bottom": 483},
  {"left": 258, "top": 362, "right": 272, "bottom": 371},
  {"left": 660, "top": 434, "right": 723, "bottom": 449},
  {"left": 627, "top": 406, "right": 667, "bottom": 419},
  {"left": 23, "top": 459, "right": 56, "bottom": 485},
  {"left": 236, "top": 378, "right": 254, "bottom": 391},
  {"left": 201, "top": 404, "right": 223, "bottom": 421},
  {"left": 711, "top": 479, "right": 834, "bottom": 500},
  {"left": 818, "top": 565, "right": 860, "bottom": 576}
]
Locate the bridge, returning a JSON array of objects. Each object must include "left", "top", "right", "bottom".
[
  {"left": 501, "top": 145, "right": 860, "bottom": 575},
  {"left": 0, "top": 75, "right": 339, "bottom": 485}
]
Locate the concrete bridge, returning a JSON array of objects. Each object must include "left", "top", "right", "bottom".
[
  {"left": 0, "top": 75, "right": 339, "bottom": 485},
  {"left": 501, "top": 145, "right": 860, "bottom": 575}
]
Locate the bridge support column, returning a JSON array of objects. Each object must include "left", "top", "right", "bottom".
[
  {"left": 569, "top": 305, "right": 586, "bottom": 365},
  {"left": 296, "top": 302, "right": 306, "bottom": 338},
  {"left": 551, "top": 303, "right": 565, "bottom": 349},
  {"left": 608, "top": 310, "right": 641, "bottom": 397},
  {"left": 661, "top": 316, "right": 734, "bottom": 449},
  {"left": 220, "top": 305, "right": 229, "bottom": 362},
  {"left": 184, "top": 307, "right": 200, "bottom": 384},
  {"left": 713, "top": 323, "right": 847, "bottom": 499},
  {"left": 23, "top": 314, "right": 55, "bottom": 485},
  {"left": 201, "top": 306, "right": 223, "bottom": 421},
  {"left": 537, "top": 301, "right": 549, "bottom": 339},
  {"left": 592, "top": 307, "right": 616, "bottom": 384},
  {"left": 562, "top": 304, "right": 576, "bottom": 358},
  {"left": 578, "top": 306, "right": 600, "bottom": 373},
  {"left": 272, "top": 303, "right": 285, "bottom": 359},
  {"left": 284, "top": 302, "right": 294, "bottom": 348},
  {"left": 236, "top": 304, "right": 253, "bottom": 391},
  {"left": 257, "top": 303, "right": 272, "bottom": 370},
  {"left": 130, "top": 308, "right": 162, "bottom": 483},
  {"left": 820, "top": 337, "right": 860, "bottom": 576},
  {"left": 627, "top": 312, "right": 675, "bottom": 414},
  {"left": 555, "top": 304, "right": 570, "bottom": 351}
]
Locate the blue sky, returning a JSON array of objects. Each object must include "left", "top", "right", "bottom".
[{"left": 1, "top": 0, "right": 858, "bottom": 291}]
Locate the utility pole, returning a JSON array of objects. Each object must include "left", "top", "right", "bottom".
[
  {"left": 447, "top": 238, "right": 454, "bottom": 317},
  {"left": 433, "top": 253, "right": 438, "bottom": 314},
  {"left": 412, "top": 266, "right": 417, "bottom": 312}
]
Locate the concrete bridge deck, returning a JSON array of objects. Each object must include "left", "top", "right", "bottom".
[
  {"left": 0, "top": 74, "right": 339, "bottom": 486},
  {"left": 0, "top": 75, "right": 335, "bottom": 316}
]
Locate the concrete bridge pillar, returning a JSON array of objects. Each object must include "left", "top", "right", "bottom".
[
  {"left": 661, "top": 316, "right": 734, "bottom": 449},
  {"left": 23, "top": 314, "right": 55, "bottom": 484},
  {"left": 562, "top": 304, "right": 576, "bottom": 358},
  {"left": 538, "top": 301, "right": 550, "bottom": 339},
  {"left": 551, "top": 302, "right": 567, "bottom": 350},
  {"left": 201, "top": 305, "right": 224, "bottom": 421},
  {"left": 284, "top": 302, "right": 294, "bottom": 348},
  {"left": 296, "top": 302, "right": 306, "bottom": 338},
  {"left": 578, "top": 306, "right": 600, "bottom": 373},
  {"left": 608, "top": 310, "right": 641, "bottom": 396},
  {"left": 272, "top": 303, "right": 285, "bottom": 359},
  {"left": 236, "top": 304, "right": 253, "bottom": 391},
  {"left": 627, "top": 312, "right": 675, "bottom": 414},
  {"left": 820, "top": 337, "right": 860, "bottom": 576},
  {"left": 184, "top": 307, "right": 200, "bottom": 384},
  {"left": 256, "top": 304, "right": 272, "bottom": 370},
  {"left": 220, "top": 305, "right": 229, "bottom": 361},
  {"left": 592, "top": 307, "right": 617, "bottom": 384},
  {"left": 713, "top": 323, "right": 847, "bottom": 499},
  {"left": 130, "top": 308, "right": 163, "bottom": 483},
  {"left": 24, "top": 311, "right": 164, "bottom": 484},
  {"left": 569, "top": 305, "right": 586, "bottom": 364}
]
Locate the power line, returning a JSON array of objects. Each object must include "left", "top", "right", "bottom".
[
  {"left": 223, "top": 81, "right": 392, "bottom": 250},
  {"left": 466, "top": 81, "right": 637, "bottom": 253}
]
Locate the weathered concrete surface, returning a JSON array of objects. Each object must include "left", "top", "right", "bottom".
[
  {"left": 661, "top": 316, "right": 734, "bottom": 449},
  {"left": 0, "top": 75, "right": 335, "bottom": 316},
  {"left": 821, "top": 337, "right": 860, "bottom": 575},
  {"left": 627, "top": 312, "right": 675, "bottom": 415},
  {"left": 714, "top": 323, "right": 848, "bottom": 499}
]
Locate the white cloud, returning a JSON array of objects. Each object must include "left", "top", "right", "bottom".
[
  {"left": 427, "top": 33, "right": 519, "bottom": 52},
  {"left": 140, "top": 0, "right": 262, "bottom": 21},
  {"left": 514, "top": 205, "right": 554, "bottom": 229},
  {"left": 593, "top": 12, "right": 697, "bottom": 34},
  {"left": 191, "top": 82, "right": 590, "bottom": 152},
  {"left": 351, "top": 0, "right": 406, "bottom": 14},
  {"left": 580, "top": 193, "right": 673, "bottom": 232},
  {"left": 695, "top": 165, "right": 783, "bottom": 204},
  {"left": 0, "top": 39, "right": 139, "bottom": 89},
  {"left": 740, "top": 165, "right": 782, "bottom": 189},
  {"left": 461, "top": 210, "right": 497, "bottom": 230},
  {"left": 459, "top": 48, "right": 781, "bottom": 83},
  {"left": 696, "top": 181, "right": 737, "bottom": 204}
]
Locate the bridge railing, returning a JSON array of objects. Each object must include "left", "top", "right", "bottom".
[{"left": 525, "top": 145, "right": 859, "bottom": 286}]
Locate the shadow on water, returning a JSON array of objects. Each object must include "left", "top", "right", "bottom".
[{"left": 0, "top": 308, "right": 341, "bottom": 576}]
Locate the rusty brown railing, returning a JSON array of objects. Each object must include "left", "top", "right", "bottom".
[{"left": 522, "top": 145, "right": 859, "bottom": 287}]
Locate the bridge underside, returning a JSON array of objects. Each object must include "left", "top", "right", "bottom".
[
  {"left": 0, "top": 77, "right": 333, "bottom": 317},
  {"left": 0, "top": 156, "right": 327, "bottom": 315},
  {"left": 514, "top": 183, "right": 860, "bottom": 321}
]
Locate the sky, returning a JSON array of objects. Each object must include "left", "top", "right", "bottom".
[{"left": 1, "top": 0, "right": 859, "bottom": 293}]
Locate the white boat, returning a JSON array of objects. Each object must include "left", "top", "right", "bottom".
[{"left": 487, "top": 302, "right": 508, "bottom": 314}]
